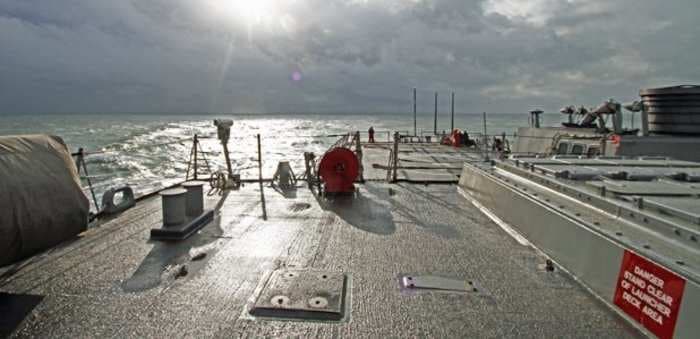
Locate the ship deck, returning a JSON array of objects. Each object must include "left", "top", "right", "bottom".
[{"left": 0, "top": 143, "right": 640, "bottom": 338}]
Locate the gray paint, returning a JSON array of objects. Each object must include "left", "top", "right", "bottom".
[
  {"left": 459, "top": 159, "right": 700, "bottom": 338},
  {"left": 0, "top": 144, "right": 640, "bottom": 338}
]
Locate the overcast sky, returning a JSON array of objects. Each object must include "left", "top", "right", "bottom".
[{"left": 1, "top": 0, "right": 698, "bottom": 114}]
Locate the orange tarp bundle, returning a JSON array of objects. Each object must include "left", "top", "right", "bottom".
[{"left": 441, "top": 129, "right": 462, "bottom": 147}]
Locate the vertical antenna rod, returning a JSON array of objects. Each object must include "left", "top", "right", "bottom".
[
  {"left": 413, "top": 88, "right": 417, "bottom": 136},
  {"left": 482, "top": 112, "right": 489, "bottom": 161},
  {"left": 193, "top": 134, "right": 198, "bottom": 180},
  {"left": 450, "top": 91, "right": 455, "bottom": 132},
  {"left": 433, "top": 92, "right": 438, "bottom": 135}
]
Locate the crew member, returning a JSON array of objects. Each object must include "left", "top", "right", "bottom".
[
  {"left": 493, "top": 138, "right": 504, "bottom": 152},
  {"left": 368, "top": 126, "right": 375, "bottom": 143}
]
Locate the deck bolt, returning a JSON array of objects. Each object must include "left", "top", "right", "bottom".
[
  {"left": 545, "top": 259, "right": 555, "bottom": 272},
  {"left": 308, "top": 297, "right": 328, "bottom": 309},
  {"left": 271, "top": 295, "right": 290, "bottom": 307}
]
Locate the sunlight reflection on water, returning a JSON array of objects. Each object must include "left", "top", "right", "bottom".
[{"left": 0, "top": 113, "right": 560, "bottom": 210}]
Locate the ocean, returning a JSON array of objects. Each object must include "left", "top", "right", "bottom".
[{"left": 0, "top": 113, "right": 561, "bottom": 210}]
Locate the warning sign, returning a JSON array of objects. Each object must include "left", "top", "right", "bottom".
[{"left": 613, "top": 250, "right": 686, "bottom": 339}]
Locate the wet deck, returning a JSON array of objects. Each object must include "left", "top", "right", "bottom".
[
  {"left": 0, "top": 144, "right": 640, "bottom": 338},
  {"left": 362, "top": 141, "right": 482, "bottom": 182}
]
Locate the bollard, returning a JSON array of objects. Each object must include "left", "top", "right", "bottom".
[
  {"left": 182, "top": 181, "right": 205, "bottom": 217},
  {"left": 160, "top": 188, "right": 187, "bottom": 226}
]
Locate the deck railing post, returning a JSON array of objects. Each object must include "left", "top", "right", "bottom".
[
  {"left": 77, "top": 148, "right": 99, "bottom": 210},
  {"left": 482, "top": 112, "right": 490, "bottom": 161},
  {"left": 451, "top": 91, "right": 455, "bottom": 132},
  {"left": 433, "top": 92, "right": 438, "bottom": 135},
  {"left": 257, "top": 134, "right": 267, "bottom": 220},
  {"left": 413, "top": 88, "right": 417, "bottom": 136},
  {"left": 193, "top": 134, "right": 198, "bottom": 180},
  {"left": 355, "top": 131, "right": 364, "bottom": 182},
  {"left": 392, "top": 132, "right": 399, "bottom": 182}
]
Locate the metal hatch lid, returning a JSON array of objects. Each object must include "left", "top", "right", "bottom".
[
  {"left": 249, "top": 269, "right": 348, "bottom": 321},
  {"left": 641, "top": 196, "right": 700, "bottom": 225},
  {"left": 587, "top": 180, "right": 700, "bottom": 196}
]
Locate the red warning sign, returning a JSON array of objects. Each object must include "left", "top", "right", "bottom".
[{"left": 613, "top": 250, "right": 686, "bottom": 339}]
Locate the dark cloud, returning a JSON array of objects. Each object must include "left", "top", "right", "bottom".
[{"left": 0, "top": 0, "right": 698, "bottom": 114}]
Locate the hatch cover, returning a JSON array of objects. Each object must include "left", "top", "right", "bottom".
[
  {"left": 249, "top": 269, "right": 347, "bottom": 321},
  {"left": 399, "top": 274, "right": 480, "bottom": 293},
  {"left": 588, "top": 180, "right": 700, "bottom": 196}
]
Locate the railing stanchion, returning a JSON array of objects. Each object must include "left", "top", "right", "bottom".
[
  {"left": 77, "top": 147, "right": 99, "bottom": 210},
  {"left": 392, "top": 132, "right": 399, "bottom": 182},
  {"left": 257, "top": 134, "right": 267, "bottom": 220},
  {"left": 193, "top": 134, "right": 198, "bottom": 180}
]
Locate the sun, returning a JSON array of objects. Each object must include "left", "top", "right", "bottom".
[{"left": 208, "top": 0, "right": 281, "bottom": 25}]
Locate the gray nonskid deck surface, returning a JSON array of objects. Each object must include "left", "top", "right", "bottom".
[{"left": 1, "top": 182, "right": 640, "bottom": 338}]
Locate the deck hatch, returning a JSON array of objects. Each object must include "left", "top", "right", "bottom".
[
  {"left": 399, "top": 274, "right": 480, "bottom": 293},
  {"left": 249, "top": 269, "right": 347, "bottom": 321},
  {"left": 587, "top": 180, "right": 700, "bottom": 196}
]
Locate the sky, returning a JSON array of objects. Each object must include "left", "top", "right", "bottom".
[{"left": 1, "top": 0, "right": 698, "bottom": 114}]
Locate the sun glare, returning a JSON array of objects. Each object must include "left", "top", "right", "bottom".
[{"left": 209, "top": 0, "right": 282, "bottom": 25}]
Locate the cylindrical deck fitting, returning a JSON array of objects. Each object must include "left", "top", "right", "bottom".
[
  {"left": 160, "top": 188, "right": 187, "bottom": 226},
  {"left": 182, "top": 181, "right": 205, "bottom": 217}
]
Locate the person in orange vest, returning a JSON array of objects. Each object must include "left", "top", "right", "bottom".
[{"left": 368, "top": 126, "right": 375, "bottom": 143}]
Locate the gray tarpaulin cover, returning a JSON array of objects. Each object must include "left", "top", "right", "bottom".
[{"left": 0, "top": 135, "right": 88, "bottom": 267}]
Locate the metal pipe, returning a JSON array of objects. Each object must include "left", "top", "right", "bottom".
[
  {"left": 193, "top": 134, "right": 198, "bottom": 180},
  {"left": 355, "top": 131, "right": 364, "bottom": 182},
  {"left": 434, "top": 92, "right": 438, "bottom": 135},
  {"left": 451, "top": 92, "right": 455, "bottom": 132},
  {"left": 413, "top": 88, "right": 417, "bottom": 136},
  {"left": 612, "top": 104, "right": 623, "bottom": 134},
  {"left": 222, "top": 141, "right": 233, "bottom": 178},
  {"left": 483, "top": 112, "right": 489, "bottom": 161},
  {"left": 257, "top": 134, "right": 267, "bottom": 220},
  {"left": 392, "top": 132, "right": 399, "bottom": 182},
  {"left": 641, "top": 104, "right": 649, "bottom": 136},
  {"left": 77, "top": 148, "right": 99, "bottom": 210}
]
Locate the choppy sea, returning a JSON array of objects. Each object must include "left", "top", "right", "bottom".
[{"left": 1, "top": 113, "right": 561, "bottom": 209}]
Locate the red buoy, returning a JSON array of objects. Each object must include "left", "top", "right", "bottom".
[{"left": 317, "top": 147, "right": 359, "bottom": 193}]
